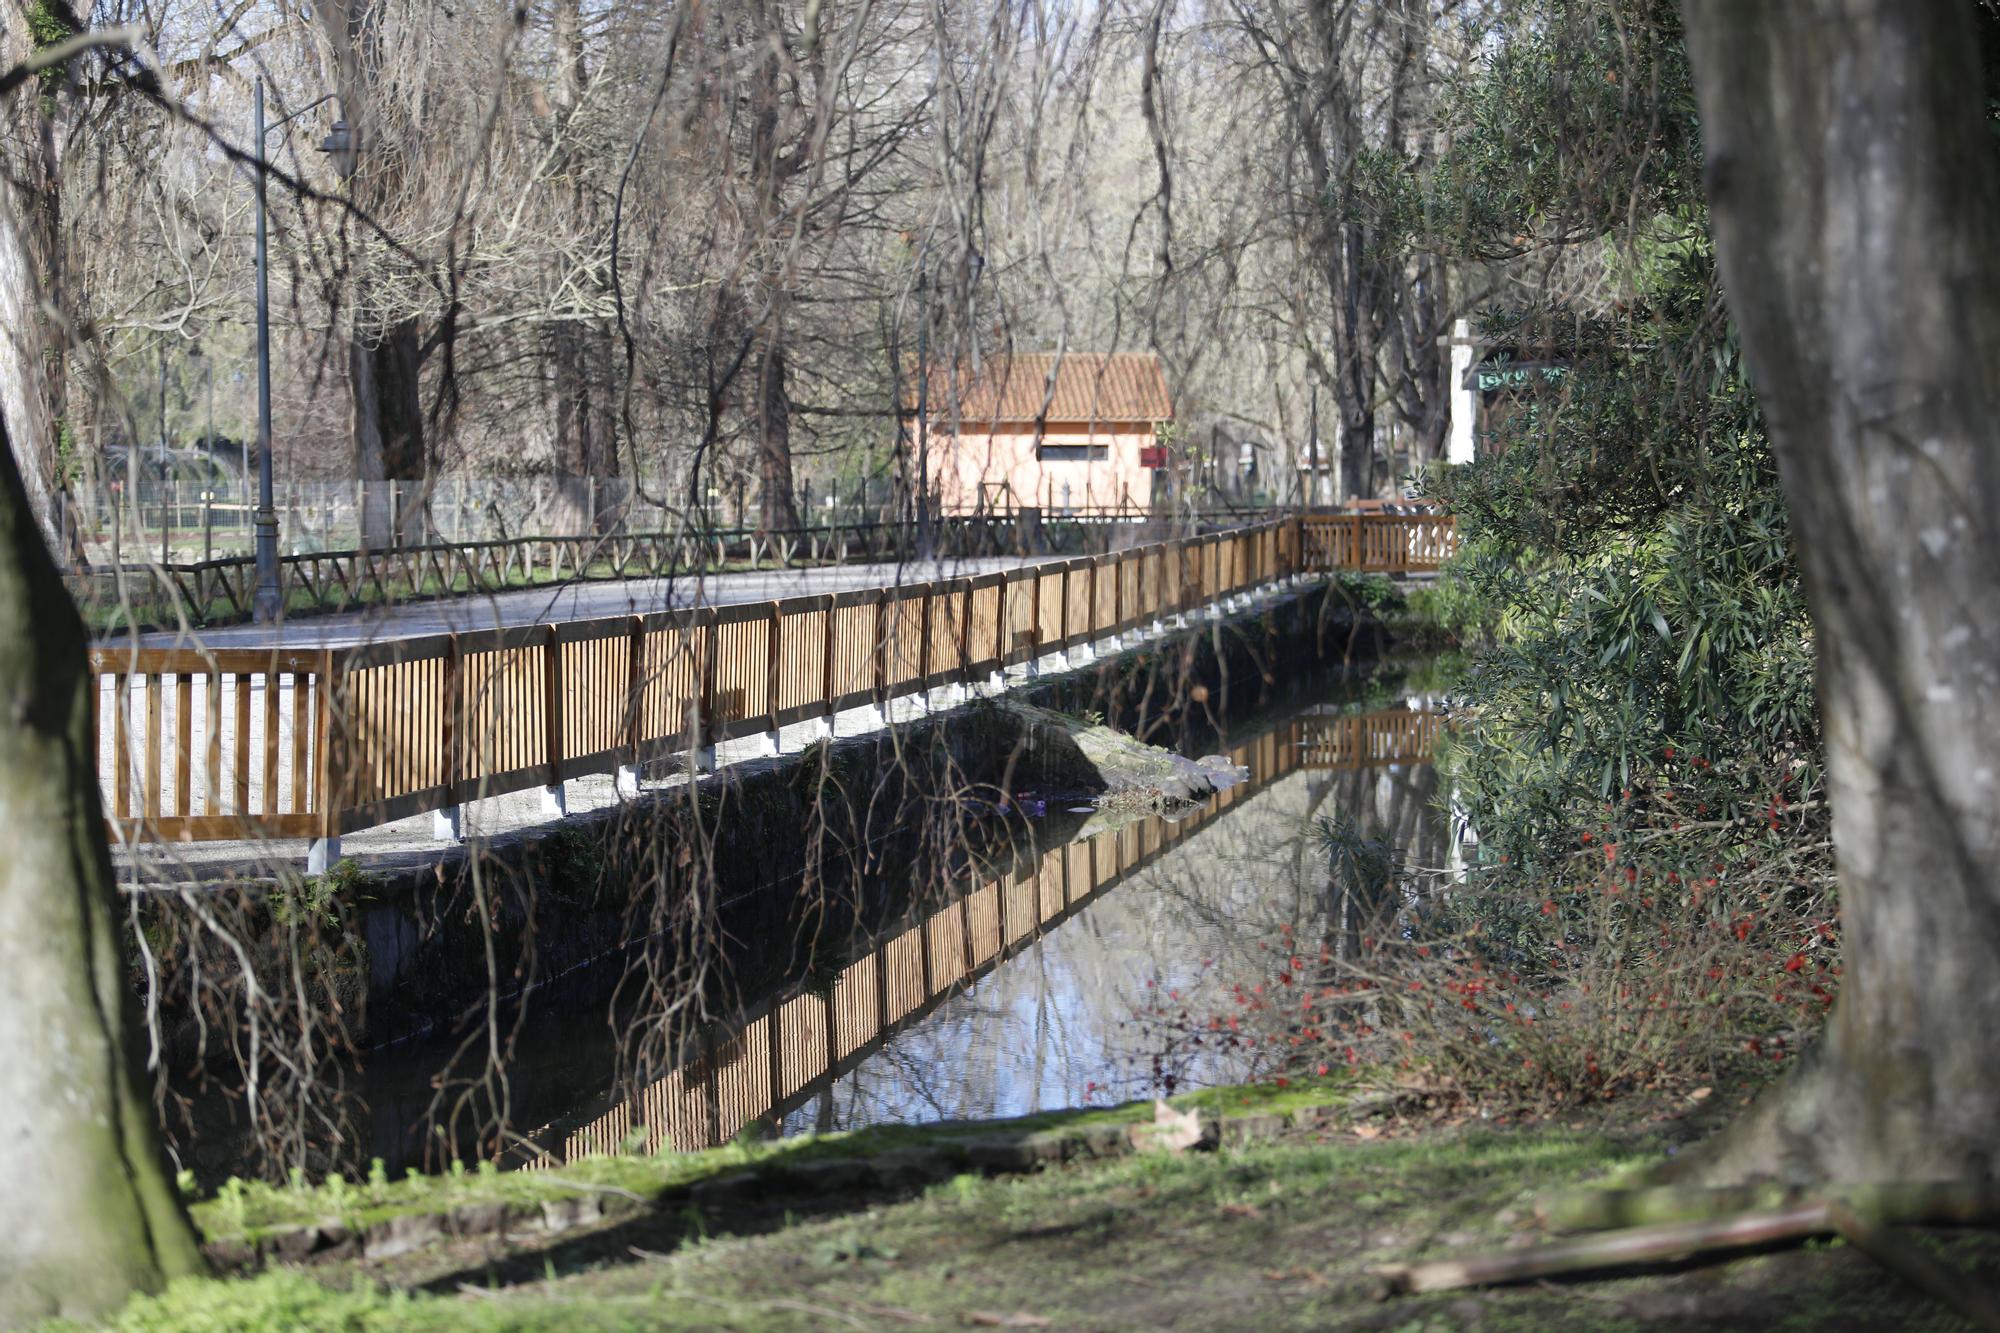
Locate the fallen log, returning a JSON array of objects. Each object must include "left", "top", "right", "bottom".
[
  {"left": 1536, "top": 1181, "right": 2000, "bottom": 1234},
  {"left": 1370, "top": 1203, "right": 1830, "bottom": 1296}
]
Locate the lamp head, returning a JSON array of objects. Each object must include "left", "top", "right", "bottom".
[{"left": 318, "top": 120, "right": 358, "bottom": 179}]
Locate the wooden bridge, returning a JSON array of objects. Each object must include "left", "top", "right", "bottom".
[
  {"left": 533, "top": 703, "right": 1444, "bottom": 1162},
  {"left": 88, "top": 513, "right": 1453, "bottom": 861}
]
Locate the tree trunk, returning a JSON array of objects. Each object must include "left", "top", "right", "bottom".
[
  {"left": 1680, "top": 0, "right": 2000, "bottom": 1182},
  {"left": 545, "top": 0, "right": 617, "bottom": 536},
  {"left": 320, "top": 0, "right": 427, "bottom": 549},
  {"left": 0, "top": 3, "right": 66, "bottom": 551},
  {"left": 1339, "top": 400, "right": 1374, "bottom": 503},
  {"left": 756, "top": 336, "right": 802, "bottom": 533},
  {"left": 0, "top": 406, "right": 205, "bottom": 1320},
  {"left": 550, "top": 326, "right": 615, "bottom": 533},
  {"left": 351, "top": 317, "right": 425, "bottom": 547}
]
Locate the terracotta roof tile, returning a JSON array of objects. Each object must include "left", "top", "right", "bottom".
[{"left": 912, "top": 352, "right": 1172, "bottom": 425}]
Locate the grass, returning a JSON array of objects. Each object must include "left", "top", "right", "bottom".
[
  {"left": 187, "top": 1079, "right": 1358, "bottom": 1245},
  {"left": 68, "top": 1079, "right": 2000, "bottom": 1331}
]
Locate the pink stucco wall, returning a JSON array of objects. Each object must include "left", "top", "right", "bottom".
[{"left": 925, "top": 422, "right": 1159, "bottom": 514}]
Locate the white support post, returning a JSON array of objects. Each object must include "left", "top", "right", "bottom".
[
  {"left": 541, "top": 784, "right": 569, "bottom": 818},
  {"left": 307, "top": 837, "right": 342, "bottom": 876},
  {"left": 433, "top": 806, "right": 464, "bottom": 842}
]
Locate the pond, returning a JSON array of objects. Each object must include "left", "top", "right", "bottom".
[
  {"left": 517, "top": 665, "right": 1457, "bottom": 1166},
  {"left": 172, "top": 657, "right": 1458, "bottom": 1181}
]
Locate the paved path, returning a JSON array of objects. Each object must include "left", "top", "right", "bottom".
[{"left": 115, "top": 556, "right": 1053, "bottom": 650}]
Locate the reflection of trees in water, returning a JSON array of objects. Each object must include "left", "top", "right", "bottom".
[{"left": 797, "top": 742, "right": 1451, "bottom": 1129}]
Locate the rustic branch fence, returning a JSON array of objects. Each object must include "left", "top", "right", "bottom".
[{"left": 87, "top": 514, "right": 1451, "bottom": 856}]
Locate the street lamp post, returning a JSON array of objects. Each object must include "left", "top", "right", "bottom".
[{"left": 250, "top": 79, "right": 348, "bottom": 622}]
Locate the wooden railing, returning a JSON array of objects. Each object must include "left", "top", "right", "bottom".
[
  {"left": 1299, "top": 511, "right": 1457, "bottom": 573},
  {"left": 532, "top": 705, "right": 1442, "bottom": 1161},
  {"left": 90, "top": 516, "right": 1454, "bottom": 852},
  {"left": 92, "top": 521, "right": 1314, "bottom": 850}
]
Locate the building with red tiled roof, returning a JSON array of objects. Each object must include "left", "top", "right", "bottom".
[{"left": 907, "top": 352, "right": 1173, "bottom": 514}]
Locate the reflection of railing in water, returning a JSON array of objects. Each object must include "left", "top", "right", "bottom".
[
  {"left": 530, "top": 705, "right": 1444, "bottom": 1164},
  {"left": 1299, "top": 708, "right": 1443, "bottom": 769}
]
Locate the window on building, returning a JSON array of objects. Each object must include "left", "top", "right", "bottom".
[{"left": 1036, "top": 444, "right": 1109, "bottom": 461}]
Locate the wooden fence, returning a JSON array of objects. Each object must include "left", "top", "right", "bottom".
[
  {"left": 88, "top": 515, "right": 1453, "bottom": 851},
  {"left": 91, "top": 521, "right": 1289, "bottom": 848},
  {"left": 1299, "top": 511, "right": 1457, "bottom": 573},
  {"left": 532, "top": 704, "right": 1442, "bottom": 1161}
]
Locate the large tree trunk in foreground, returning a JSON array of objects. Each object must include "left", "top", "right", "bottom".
[
  {"left": 0, "top": 410, "right": 204, "bottom": 1320},
  {"left": 1681, "top": 0, "right": 2000, "bottom": 1182},
  {"left": 0, "top": 3, "right": 66, "bottom": 551}
]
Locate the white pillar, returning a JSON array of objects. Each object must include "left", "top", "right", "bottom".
[
  {"left": 1448, "top": 317, "right": 1477, "bottom": 466},
  {"left": 307, "top": 837, "right": 342, "bottom": 876}
]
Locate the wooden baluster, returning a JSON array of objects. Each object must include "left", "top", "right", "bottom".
[
  {"left": 314, "top": 648, "right": 338, "bottom": 824},
  {"left": 766, "top": 600, "right": 784, "bottom": 738},
  {"left": 544, "top": 624, "right": 565, "bottom": 789},
  {"left": 1058, "top": 562, "right": 1071, "bottom": 650},
  {"left": 917, "top": 585, "right": 933, "bottom": 689},
  {"left": 956, "top": 578, "right": 973, "bottom": 688},
  {"left": 873, "top": 590, "right": 889, "bottom": 714},
  {"left": 818, "top": 595, "right": 837, "bottom": 731},
  {"left": 625, "top": 616, "right": 646, "bottom": 768},
  {"left": 174, "top": 673, "right": 192, "bottom": 820},
  {"left": 699, "top": 610, "right": 719, "bottom": 752},
  {"left": 443, "top": 634, "right": 463, "bottom": 805},
  {"left": 204, "top": 670, "right": 221, "bottom": 817},
  {"left": 233, "top": 670, "right": 252, "bottom": 816},
  {"left": 262, "top": 660, "right": 280, "bottom": 817},
  {"left": 993, "top": 569, "right": 1008, "bottom": 666},
  {"left": 143, "top": 674, "right": 162, "bottom": 830},
  {"left": 289, "top": 667, "right": 309, "bottom": 816}
]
